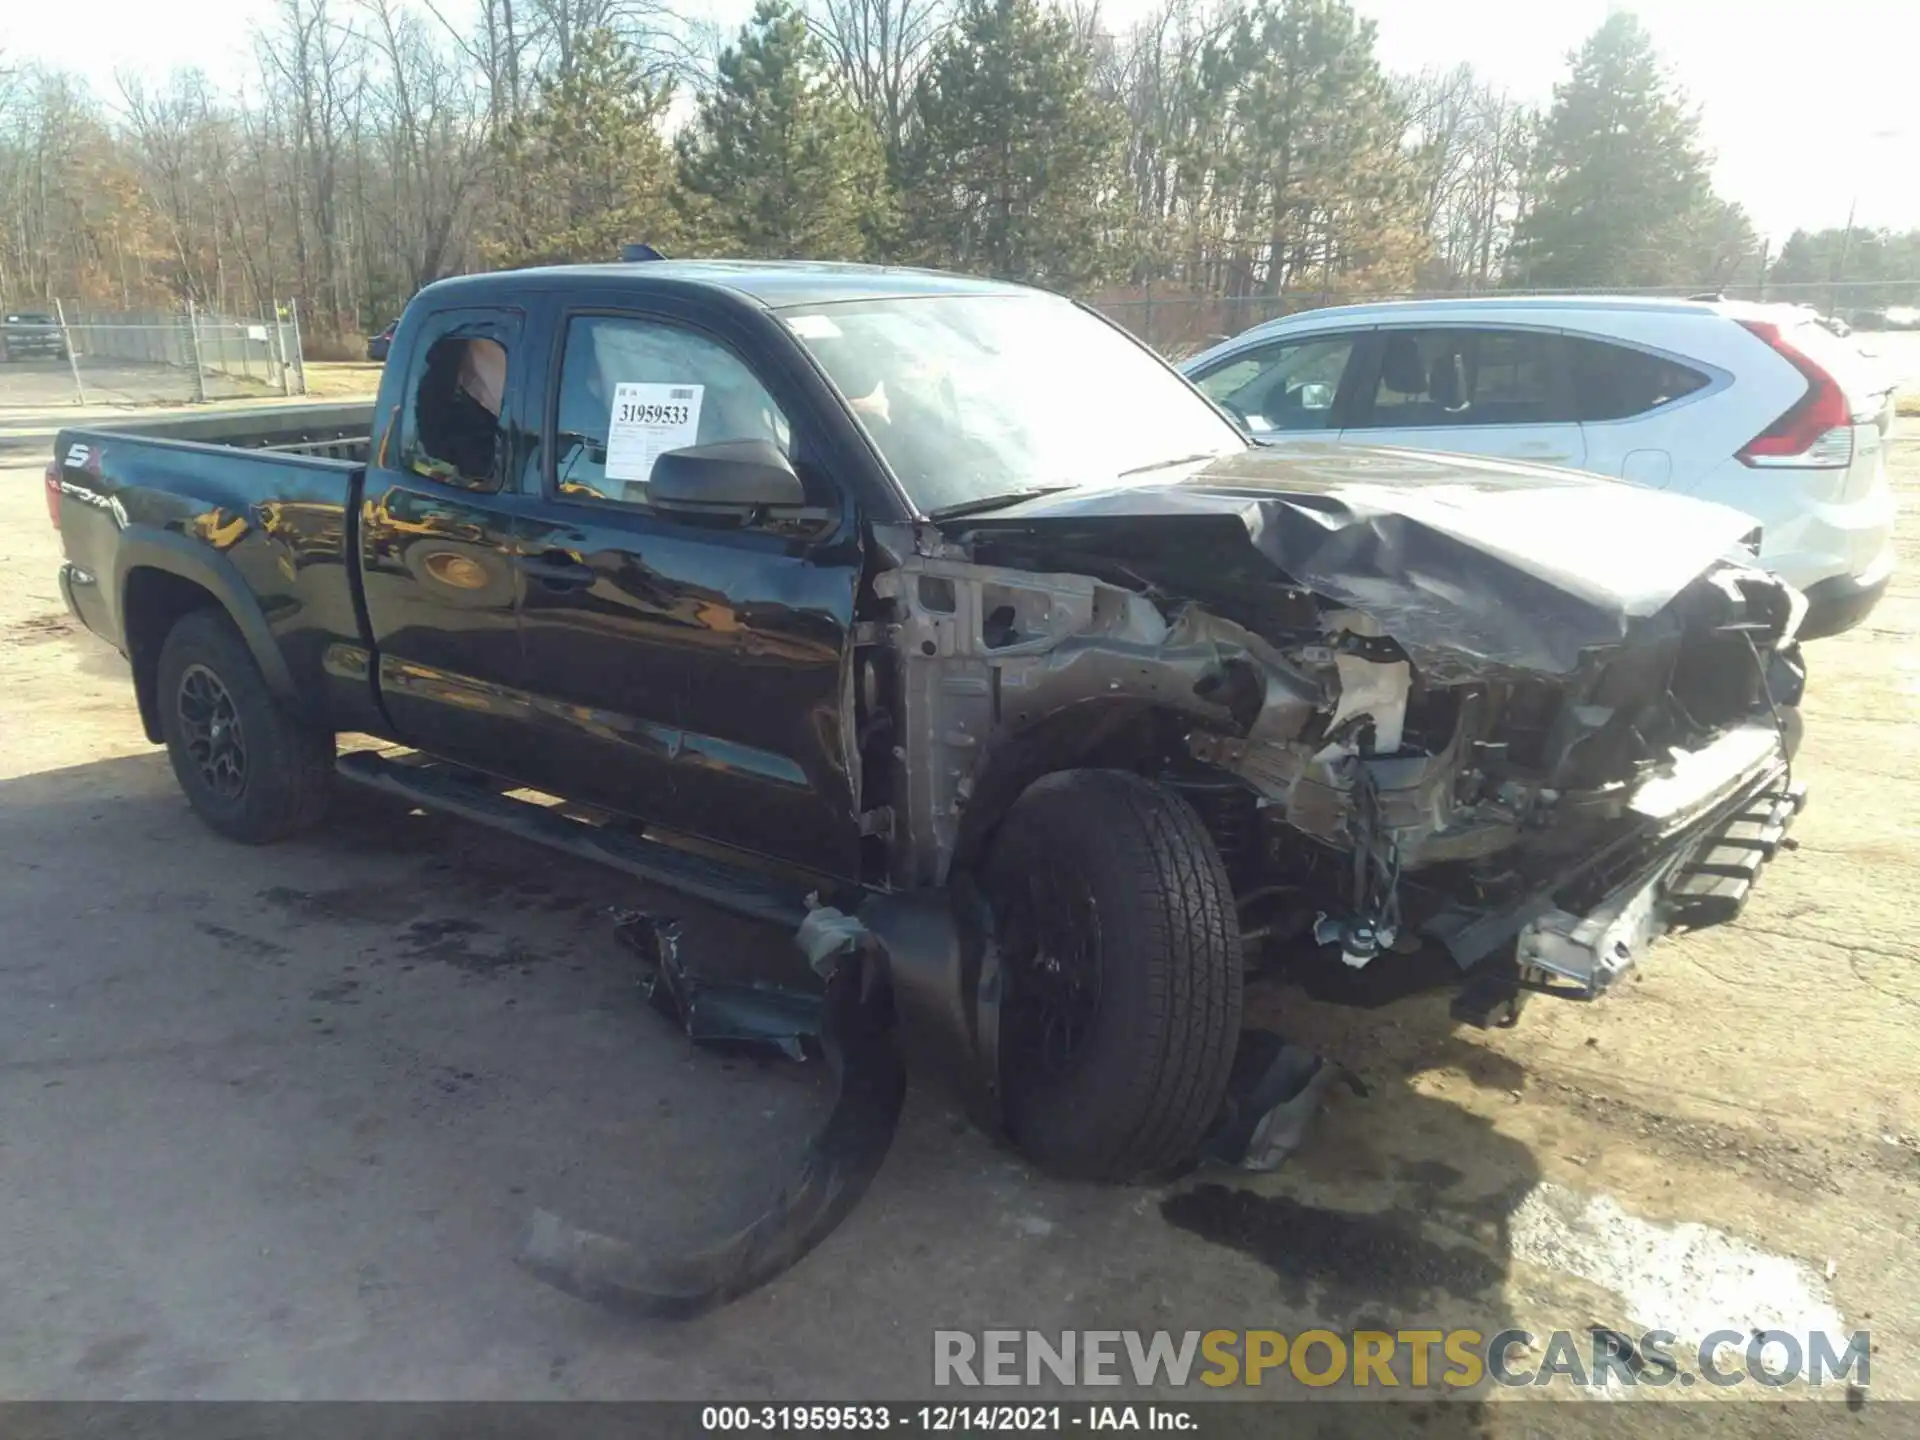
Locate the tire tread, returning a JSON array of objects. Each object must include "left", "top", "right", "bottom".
[
  {"left": 987, "top": 768, "right": 1242, "bottom": 1179},
  {"left": 157, "top": 609, "right": 333, "bottom": 844}
]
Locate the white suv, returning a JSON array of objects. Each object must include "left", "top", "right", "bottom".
[{"left": 1180, "top": 296, "right": 1898, "bottom": 638}]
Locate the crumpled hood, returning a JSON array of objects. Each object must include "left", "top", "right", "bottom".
[{"left": 950, "top": 442, "right": 1783, "bottom": 676}]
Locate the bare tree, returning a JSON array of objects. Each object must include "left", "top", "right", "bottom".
[
  {"left": 1099, "top": 0, "right": 1232, "bottom": 281},
  {"left": 526, "top": 0, "right": 703, "bottom": 83},
  {"left": 420, "top": 0, "right": 528, "bottom": 123},
  {"left": 1396, "top": 64, "right": 1534, "bottom": 287},
  {"left": 360, "top": 0, "right": 488, "bottom": 296},
  {"left": 256, "top": 0, "right": 367, "bottom": 332},
  {"left": 806, "top": 0, "right": 948, "bottom": 158},
  {"left": 0, "top": 67, "right": 140, "bottom": 304},
  {"left": 117, "top": 71, "right": 222, "bottom": 303}
]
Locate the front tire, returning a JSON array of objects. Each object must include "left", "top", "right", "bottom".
[
  {"left": 983, "top": 769, "right": 1243, "bottom": 1180},
  {"left": 157, "top": 609, "right": 333, "bottom": 843}
]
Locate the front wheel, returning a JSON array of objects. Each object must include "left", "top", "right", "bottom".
[
  {"left": 983, "top": 769, "right": 1243, "bottom": 1180},
  {"left": 157, "top": 609, "right": 334, "bottom": 843}
]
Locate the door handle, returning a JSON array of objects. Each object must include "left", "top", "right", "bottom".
[{"left": 515, "top": 550, "right": 596, "bottom": 590}]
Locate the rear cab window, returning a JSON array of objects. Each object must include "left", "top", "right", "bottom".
[
  {"left": 394, "top": 308, "right": 522, "bottom": 492},
  {"left": 550, "top": 314, "right": 791, "bottom": 507}
]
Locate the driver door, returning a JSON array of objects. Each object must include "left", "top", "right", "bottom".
[{"left": 510, "top": 296, "right": 867, "bottom": 879}]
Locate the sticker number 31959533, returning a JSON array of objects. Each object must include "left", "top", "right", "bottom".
[
  {"left": 617, "top": 399, "right": 692, "bottom": 427},
  {"left": 606, "top": 381, "right": 704, "bottom": 485}
]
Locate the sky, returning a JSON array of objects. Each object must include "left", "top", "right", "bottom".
[{"left": 4, "top": 0, "right": 1916, "bottom": 243}]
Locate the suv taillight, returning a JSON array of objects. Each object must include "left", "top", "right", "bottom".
[
  {"left": 1736, "top": 320, "right": 1854, "bottom": 469},
  {"left": 44, "top": 460, "right": 61, "bottom": 529}
]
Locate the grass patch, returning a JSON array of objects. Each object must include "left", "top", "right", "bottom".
[{"left": 299, "top": 361, "right": 384, "bottom": 401}]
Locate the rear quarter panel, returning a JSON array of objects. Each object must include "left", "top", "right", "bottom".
[{"left": 54, "top": 429, "right": 375, "bottom": 731}]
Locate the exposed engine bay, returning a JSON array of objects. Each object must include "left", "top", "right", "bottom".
[{"left": 857, "top": 459, "right": 1808, "bottom": 1006}]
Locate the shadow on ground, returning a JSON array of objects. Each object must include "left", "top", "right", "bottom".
[{"left": 0, "top": 750, "right": 1662, "bottom": 1421}]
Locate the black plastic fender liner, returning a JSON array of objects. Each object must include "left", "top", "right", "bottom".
[
  {"left": 855, "top": 885, "right": 1003, "bottom": 1130},
  {"left": 515, "top": 964, "right": 904, "bottom": 1320}
]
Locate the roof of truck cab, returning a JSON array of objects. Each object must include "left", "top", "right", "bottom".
[{"left": 417, "top": 260, "right": 1036, "bottom": 310}]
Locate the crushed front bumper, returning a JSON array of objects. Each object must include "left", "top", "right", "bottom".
[{"left": 1448, "top": 722, "right": 1806, "bottom": 1027}]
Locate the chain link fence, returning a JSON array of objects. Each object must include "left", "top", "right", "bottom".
[
  {"left": 1087, "top": 279, "right": 1920, "bottom": 359},
  {"left": 0, "top": 302, "right": 307, "bottom": 409}
]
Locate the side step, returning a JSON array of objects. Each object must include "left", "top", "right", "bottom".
[{"left": 336, "top": 750, "right": 814, "bottom": 929}]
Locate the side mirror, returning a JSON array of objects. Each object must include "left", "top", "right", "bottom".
[
  {"left": 1297, "top": 381, "right": 1334, "bottom": 410},
  {"left": 648, "top": 439, "right": 807, "bottom": 517}
]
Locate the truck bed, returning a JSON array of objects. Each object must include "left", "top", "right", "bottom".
[
  {"left": 66, "top": 401, "right": 376, "bottom": 462},
  {"left": 52, "top": 402, "right": 377, "bottom": 741}
]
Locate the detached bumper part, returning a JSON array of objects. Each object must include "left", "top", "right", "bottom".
[
  {"left": 1516, "top": 871, "right": 1663, "bottom": 998},
  {"left": 623, "top": 910, "right": 821, "bottom": 1061},
  {"left": 1665, "top": 782, "right": 1808, "bottom": 927},
  {"left": 1201, "top": 1030, "right": 1362, "bottom": 1171},
  {"left": 517, "top": 915, "right": 905, "bottom": 1320},
  {"left": 1455, "top": 777, "right": 1806, "bottom": 1023}
]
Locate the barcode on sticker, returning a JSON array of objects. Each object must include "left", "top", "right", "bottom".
[{"left": 668, "top": 388, "right": 694, "bottom": 401}]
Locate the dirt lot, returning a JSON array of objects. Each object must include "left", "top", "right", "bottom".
[
  {"left": 0, "top": 359, "right": 381, "bottom": 411},
  {"left": 0, "top": 425, "right": 1915, "bottom": 1421}
]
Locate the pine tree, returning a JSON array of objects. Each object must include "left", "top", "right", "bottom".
[
  {"left": 1772, "top": 226, "right": 1920, "bottom": 313},
  {"left": 485, "top": 29, "right": 678, "bottom": 268},
  {"left": 899, "top": 0, "right": 1129, "bottom": 289},
  {"left": 675, "top": 0, "right": 895, "bottom": 261},
  {"left": 1511, "top": 13, "right": 1753, "bottom": 288},
  {"left": 1188, "top": 0, "right": 1427, "bottom": 299}
]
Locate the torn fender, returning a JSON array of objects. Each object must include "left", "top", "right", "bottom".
[
  {"left": 517, "top": 964, "right": 904, "bottom": 1319},
  {"left": 857, "top": 886, "right": 1004, "bottom": 1126}
]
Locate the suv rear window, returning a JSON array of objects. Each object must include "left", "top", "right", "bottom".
[{"left": 1568, "top": 337, "right": 1710, "bottom": 421}]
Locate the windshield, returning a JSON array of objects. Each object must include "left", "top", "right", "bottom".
[
  {"left": 779, "top": 293, "right": 1244, "bottom": 515},
  {"left": 6, "top": 313, "right": 54, "bottom": 325}
]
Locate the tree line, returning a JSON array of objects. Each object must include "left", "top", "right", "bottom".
[{"left": 0, "top": 0, "right": 1894, "bottom": 338}]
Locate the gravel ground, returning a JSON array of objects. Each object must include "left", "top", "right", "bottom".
[{"left": 0, "top": 357, "right": 295, "bottom": 408}]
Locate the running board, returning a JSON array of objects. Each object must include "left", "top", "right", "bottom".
[{"left": 335, "top": 749, "right": 814, "bottom": 929}]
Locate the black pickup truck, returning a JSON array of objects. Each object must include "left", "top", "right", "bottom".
[{"left": 50, "top": 259, "right": 1809, "bottom": 1307}]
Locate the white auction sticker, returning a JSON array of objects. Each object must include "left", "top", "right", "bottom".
[{"left": 605, "top": 382, "right": 704, "bottom": 486}]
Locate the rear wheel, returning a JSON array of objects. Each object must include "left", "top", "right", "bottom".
[
  {"left": 983, "top": 769, "right": 1242, "bottom": 1180},
  {"left": 157, "top": 609, "right": 333, "bottom": 843}
]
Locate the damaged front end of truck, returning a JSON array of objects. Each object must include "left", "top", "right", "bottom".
[
  {"left": 524, "top": 445, "right": 1811, "bottom": 1321},
  {"left": 859, "top": 445, "right": 1808, "bottom": 1048}
]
